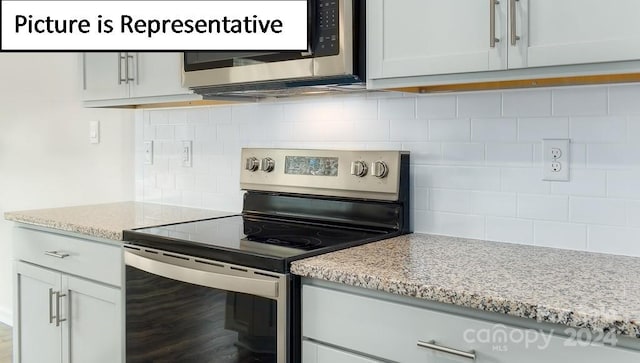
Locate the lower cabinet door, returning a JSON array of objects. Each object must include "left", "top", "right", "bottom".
[
  {"left": 15, "top": 262, "right": 62, "bottom": 363},
  {"left": 303, "top": 340, "right": 382, "bottom": 363},
  {"left": 63, "top": 275, "right": 122, "bottom": 363}
]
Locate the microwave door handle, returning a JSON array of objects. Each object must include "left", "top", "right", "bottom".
[{"left": 124, "top": 250, "right": 279, "bottom": 299}]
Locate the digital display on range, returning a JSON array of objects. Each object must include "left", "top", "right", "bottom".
[{"left": 284, "top": 156, "right": 338, "bottom": 176}]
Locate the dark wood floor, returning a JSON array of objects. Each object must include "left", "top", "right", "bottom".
[{"left": 0, "top": 323, "right": 11, "bottom": 363}]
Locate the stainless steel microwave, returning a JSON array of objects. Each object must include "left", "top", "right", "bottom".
[{"left": 183, "top": 0, "right": 365, "bottom": 98}]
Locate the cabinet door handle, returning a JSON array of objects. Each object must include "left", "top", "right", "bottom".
[
  {"left": 417, "top": 340, "right": 476, "bottom": 360},
  {"left": 44, "top": 251, "right": 69, "bottom": 259},
  {"left": 118, "top": 53, "right": 125, "bottom": 84},
  {"left": 510, "top": 0, "right": 520, "bottom": 45},
  {"left": 55, "top": 291, "right": 67, "bottom": 327},
  {"left": 490, "top": 0, "right": 500, "bottom": 47},
  {"left": 48, "top": 288, "right": 55, "bottom": 324},
  {"left": 126, "top": 53, "right": 135, "bottom": 83}
]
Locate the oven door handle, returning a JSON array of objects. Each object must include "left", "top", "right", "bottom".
[{"left": 124, "top": 251, "right": 280, "bottom": 299}]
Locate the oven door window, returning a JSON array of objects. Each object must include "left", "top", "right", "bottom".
[{"left": 126, "top": 265, "right": 278, "bottom": 363}]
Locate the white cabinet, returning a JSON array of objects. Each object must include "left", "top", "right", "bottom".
[
  {"left": 12, "top": 226, "right": 123, "bottom": 363},
  {"left": 82, "top": 52, "right": 201, "bottom": 107},
  {"left": 367, "top": 0, "right": 640, "bottom": 89},
  {"left": 367, "top": 0, "right": 507, "bottom": 78},
  {"left": 509, "top": 0, "right": 640, "bottom": 69},
  {"left": 302, "top": 283, "right": 640, "bottom": 363}
]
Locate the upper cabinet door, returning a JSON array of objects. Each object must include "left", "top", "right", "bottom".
[
  {"left": 129, "top": 53, "right": 193, "bottom": 98},
  {"left": 82, "top": 53, "right": 130, "bottom": 101},
  {"left": 368, "top": 0, "right": 507, "bottom": 79},
  {"left": 508, "top": 0, "right": 640, "bottom": 68}
]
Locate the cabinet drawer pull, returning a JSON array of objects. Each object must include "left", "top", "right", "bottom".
[
  {"left": 417, "top": 340, "right": 476, "bottom": 360},
  {"left": 490, "top": 0, "right": 500, "bottom": 48},
  {"left": 44, "top": 251, "right": 70, "bottom": 259},
  {"left": 509, "top": 0, "right": 520, "bottom": 45}
]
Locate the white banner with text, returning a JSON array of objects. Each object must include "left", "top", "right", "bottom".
[{"left": 0, "top": 0, "right": 308, "bottom": 51}]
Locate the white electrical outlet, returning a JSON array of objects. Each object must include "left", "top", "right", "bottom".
[
  {"left": 542, "top": 139, "right": 570, "bottom": 181},
  {"left": 144, "top": 141, "right": 154, "bottom": 165},
  {"left": 182, "top": 140, "right": 192, "bottom": 167}
]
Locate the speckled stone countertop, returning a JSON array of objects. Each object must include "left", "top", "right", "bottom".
[
  {"left": 4, "top": 201, "right": 235, "bottom": 241},
  {"left": 291, "top": 233, "right": 640, "bottom": 339}
]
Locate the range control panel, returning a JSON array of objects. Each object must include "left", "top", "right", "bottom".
[{"left": 240, "top": 148, "right": 406, "bottom": 201}]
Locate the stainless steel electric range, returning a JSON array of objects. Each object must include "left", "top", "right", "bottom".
[{"left": 123, "top": 148, "right": 410, "bottom": 363}]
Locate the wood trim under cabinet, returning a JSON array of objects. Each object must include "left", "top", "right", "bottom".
[{"left": 392, "top": 73, "right": 640, "bottom": 93}]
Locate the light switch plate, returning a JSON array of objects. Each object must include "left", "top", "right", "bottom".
[
  {"left": 542, "top": 139, "right": 570, "bottom": 181},
  {"left": 182, "top": 140, "right": 192, "bottom": 167},
  {"left": 89, "top": 121, "right": 100, "bottom": 144},
  {"left": 144, "top": 141, "right": 153, "bottom": 165}
]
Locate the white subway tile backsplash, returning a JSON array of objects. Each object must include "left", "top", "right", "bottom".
[
  {"left": 417, "top": 95, "right": 457, "bottom": 119},
  {"left": 149, "top": 110, "right": 169, "bottom": 125},
  {"left": 458, "top": 92, "right": 501, "bottom": 118},
  {"left": 343, "top": 98, "right": 379, "bottom": 120},
  {"left": 470, "top": 191, "right": 517, "bottom": 217},
  {"left": 430, "top": 189, "right": 472, "bottom": 213},
  {"left": 186, "top": 108, "right": 210, "bottom": 124},
  {"left": 570, "top": 116, "right": 627, "bottom": 143},
  {"left": 629, "top": 116, "right": 640, "bottom": 142},
  {"left": 155, "top": 125, "right": 174, "bottom": 140},
  {"left": 379, "top": 97, "right": 415, "bottom": 119},
  {"left": 402, "top": 142, "right": 442, "bottom": 165},
  {"left": 210, "top": 106, "right": 232, "bottom": 123},
  {"left": 413, "top": 187, "right": 429, "bottom": 211},
  {"left": 552, "top": 87, "right": 608, "bottom": 116},
  {"left": 607, "top": 170, "right": 640, "bottom": 199},
  {"left": 137, "top": 84, "right": 640, "bottom": 257},
  {"left": 168, "top": 109, "right": 187, "bottom": 124},
  {"left": 518, "top": 117, "right": 569, "bottom": 142},
  {"left": 609, "top": 84, "right": 640, "bottom": 115},
  {"left": 550, "top": 169, "right": 606, "bottom": 197},
  {"left": 533, "top": 221, "right": 586, "bottom": 250},
  {"left": 627, "top": 200, "right": 640, "bottom": 228},
  {"left": 429, "top": 119, "right": 470, "bottom": 141},
  {"left": 441, "top": 143, "right": 484, "bottom": 165},
  {"left": 414, "top": 211, "right": 485, "bottom": 240},
  {"left": 471, "top": 118, "right": 517, "bottom": 142},
  {"left": 486, "top": 217, "right": 533, "bottom": 244},
  {"left": 174, "top": 125, "right": 195, "bottom": 141},
  {"left": 415, "top": 165, "right": 500, "bottom": 191},
  {"left": 570, "top": 197, "right": 626, "bottom": 226},
  {"left": 353, "top": 120, "right": 390, "bottom": 141},
  {"left": 390, "top": 119, "right": 426, "bottom": 141},
  {"left": 588, "top": 225, "right": 640, "bottom": 257},
  {"left": 587, "top": 144, "right": 640, "bottom": 169},
  {"left": 518, "top": 194, "right": 568, "bottom": 221},
  {"left": 486, "top": 144, "right": 533, "bottom": 167},
  {"left": 502, "top": 90, "right": 552, "bottom": 117},
  {"left": 501, "top": 168, "right": 550, "bottom": 194}
]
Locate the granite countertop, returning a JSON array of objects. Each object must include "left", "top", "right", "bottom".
[
  {"left": 4, "top": 201, "right": 236, "bottom": 241},
  {"left": 291, "top": 233, "right": 640, "bottom": 339}
]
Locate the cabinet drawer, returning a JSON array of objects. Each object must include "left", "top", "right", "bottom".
[
  {"left": 13, "top": 227, "right": 122, "bottom": 287},
  {"left": 303, "top": 285, "right": 640, "bottom": 363},
  {"left": 303, "top": 341, "right": 382, "bottom": 363}
]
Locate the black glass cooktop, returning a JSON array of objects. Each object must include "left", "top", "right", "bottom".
[{"left": 123, "top": 215, "right": 393, "bottom": 273}]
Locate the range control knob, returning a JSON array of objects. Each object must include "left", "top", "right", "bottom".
[
  {"left": 371, "top": 161, "right": 389, "bottom": 178},
  {"left": 245, "top": 157, "right": 259, "bottom": 172},
  {"left": 260, "top": 157, "right": 275, "bottom": 172},
  {"left": 350, "top": 160, "right": 368, "bottom": 177}
]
